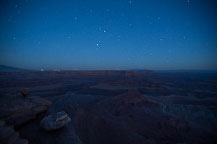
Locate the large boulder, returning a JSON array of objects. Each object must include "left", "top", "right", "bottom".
[{"left": 40, "top": 111, "right": 71, "bottom": 131}]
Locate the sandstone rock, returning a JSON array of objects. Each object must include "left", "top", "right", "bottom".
[
  {"left": 40, "top": 111, "right": 71, "bottom": 131},
  {"left": 29, "top": 96, "right": 52, "bottom": 107},
  {"left": 6, "top": 114, "right": 36, "bottom": 127},
  {"left": 31, "top": 106, "right": 48, "bottom": 114},
  {"left": 0, "top": 96, "right": 52, "bottom": 127}
]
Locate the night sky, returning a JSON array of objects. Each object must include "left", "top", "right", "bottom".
[{"left": 0, "top": 0, "right": 217, "bottom": 70}]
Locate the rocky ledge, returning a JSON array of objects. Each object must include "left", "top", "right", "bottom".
[{"left": 0, "top": 96, "right": 52, "bottom": 127}]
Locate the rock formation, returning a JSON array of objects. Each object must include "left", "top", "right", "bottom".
[
  {"left": 0, "top": 96, "right": 52, "bottom": 127},
  {"left": 40, "top": 111, "right": 71, "bottom": 131},
  {"left": 0, "top": 120, "right": 28, "bottom": 144}
]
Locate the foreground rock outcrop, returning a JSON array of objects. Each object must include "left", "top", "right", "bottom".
[
  {"left": 40, "top": 111, "right": 71, "bottom": 131},
  {"left": 0, "top": 96, "right": 52, "bottom": 127}
]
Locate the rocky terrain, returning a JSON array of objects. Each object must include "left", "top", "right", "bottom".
[
  {"left": 0, "top": 120, "right": 28, "bottom": 144},
  {"left": 0, "top": 71, "right": 217, "bottom": 144}
]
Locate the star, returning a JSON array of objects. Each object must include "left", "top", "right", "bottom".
[
  {"left": 96, "top": 41, "right": 101, "bottom": 47},
  {"left": 103, "top": 30, "right": 106, "bottom": 33}
]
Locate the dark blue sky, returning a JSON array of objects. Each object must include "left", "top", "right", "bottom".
[{"left": 0, "top": 0, "right": 217, "bottom": 70}]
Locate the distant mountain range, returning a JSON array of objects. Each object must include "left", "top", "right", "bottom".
[
  {"left": 0, "top": 65, "right": 216, "bottom": 73},
  {"left": 0, "top": 65, "right": 28, "bottom": 72},
  {"left": 156, "top": 69, "right": 217, "bottom": 74}
]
